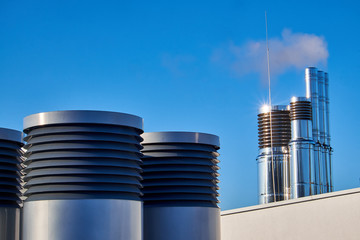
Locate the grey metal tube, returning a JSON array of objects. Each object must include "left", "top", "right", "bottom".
[
  {"left": 257, "top": 105, "right": 291, "bottom": 203},
  {"left": 22, "top": 110, "right": 143, "bottom": 240},
  {"left": 324, "top": 72, "right": 330, "bottom": 146},
  {"left": 289, "top": 97, "right": 315, "bottom": 198},
  {"left": 141, "top": 132, "right": 220, "bottom": 240},
  {"left": 318, "top": 71, "right": 329, "bottom": 193},
  {"left": 0, "top": 128, "right": 22, "bottom": 240},
  {"left": 324, "top": 72, "right": 333, "bottom": 192},
  {"left": 317, "top": 71, "right": 326, "bottom": 145},
  {"left": 305, "top": 67, "right": 319, "bottom": 142}
]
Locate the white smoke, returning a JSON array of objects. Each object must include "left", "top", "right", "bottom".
[{"left": 212, "top": 29, "right": 329, "bottom": 80}]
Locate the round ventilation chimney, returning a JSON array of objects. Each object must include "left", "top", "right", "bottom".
[
  {"left": 21, "top": 110, "right": 143, "bottom": 240},
  {"left": 141, "top": 132, "right": 220, "bottom": 240}
]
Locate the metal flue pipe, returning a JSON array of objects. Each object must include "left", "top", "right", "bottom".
[
  {"left": 317, "top": 71, "right": 329, "bottom": 193},
  {"left": 141, "top": 132, "right": 220, "bottom": 240},
  {"left": 324, "top": 72, "right": 333, "bottom": 192},
  {"left": 305, "top": 67, "right": 321, "bottom": 194},
  {"left": 21, "top": 110, "right": 144, "bottom": 240},
  {"left": 289, "top": 97, "right": 316, "bottom": 198},
  {"left": 0, "top": 128, "right": 22, "bottom": 240},
  {"left": 257, "top": 105, "right": 291, "bottom": 204}
]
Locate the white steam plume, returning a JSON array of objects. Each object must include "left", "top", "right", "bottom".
[{"left": 212, "top": 29, "right": 329, "bottom": 80}]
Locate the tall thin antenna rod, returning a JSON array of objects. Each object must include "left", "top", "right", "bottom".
[{"left": 265, "top": 11, "right": 276, "bottom": 202}]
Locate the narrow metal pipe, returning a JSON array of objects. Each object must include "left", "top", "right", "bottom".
[
  {"left": 317, "top": 71, "right": 326, "bottom": 145},
  {"left": 305, "top": 67, "right": 319, "bottom": 142},
  {"left": 317, "top": 71, "right": 329, "bottom": 193},
  {"left": 257, "top": 105, "right": 291, "bottom": 203},
  {"left": 324, "top": 72, "right": 333, "bottom": 192}
]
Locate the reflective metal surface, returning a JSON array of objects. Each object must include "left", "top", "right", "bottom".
[
  {"left": 257, "top": 147, "right": 290, "bottom": 203},
  {"left": 317, "top": 71, "right": 326, "bottom": 145},
  {"left": 144, "top": 206, "right": 220, "bottom": 240},
  {"left": 0, "top": 128, "right": 22, "bottom": 240},
  {"left": 22, "top": 199, "right": 142, "bottom": 240},
  {"left": 0, "top": 207, "right": 20, "bottom": 240},
  {"left": 289, "top": 98, "right": 315, "bottom": 198},
  {"left": 289, "top": 142, "right": 313, "bottom": 198},
  {"left": 257, "top": 105, "right": 291, "bottom": 203},
  {"left": 313, "top": 144, "right": 321, "bottom": 194},
  {"left": 141, "top": 131, "right": 219, "bottom": 148},
  {"left": 324, "top": 72, "right": 331, "bottom": 145},
  {"left": 22, "top": 111, "right": 143, "bottom": 240},
  {"left": 305, "top": 67, "right": 319, "bottom": 142},
  {"left": 324, "top": 72, "right": 333, "bottom": 192},
  {"left": 141, "top": 132, "right": 220, "bottom": 240},
  {"left": 23, "top": 110, "right": 143, "bottom": 132},
  {"left": 320, "top": 147, "right": 329, "bottom": 193}
]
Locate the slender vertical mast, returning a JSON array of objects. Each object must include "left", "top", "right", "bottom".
[{"left": 265, "top": 11, "right": 276, "bottom": 202}]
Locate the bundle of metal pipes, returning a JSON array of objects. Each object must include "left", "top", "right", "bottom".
[
  {"left": 0, "top": 111, "right": 221, "bottom": 240},
  {"left": 257, "top": 67, "right": 333, "bottom": 204}
]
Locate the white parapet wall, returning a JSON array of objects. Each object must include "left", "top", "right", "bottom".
[{"left": 221, "top": 188, "right": 360, "bottom": 240}]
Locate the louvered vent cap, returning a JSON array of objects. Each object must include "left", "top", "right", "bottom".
[
  {"left": 22, "top": 110, "right": 144, "bottom": 201},
  {"left": 141, "top": 132, "right": 220, "bottom": 208}
]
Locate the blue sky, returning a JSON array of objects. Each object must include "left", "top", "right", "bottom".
[{"left": 1, "top": 0, "right": 359, "bottom": 210}]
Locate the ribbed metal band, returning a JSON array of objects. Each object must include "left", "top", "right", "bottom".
[
  {"left": 0, "top": 128, "right": 23, "bottom": 207},
  {"left": 257, "top": 108, "right": 291, "bottom": 148},
  {"left": 22, "top": 111, "right": 144, "bottom": 201},
  {"left": 141, "top": 132, "right": 220, "bottom": 207},
  {"left": 290, "top": 97, "right": 312, "bottom": 120}
]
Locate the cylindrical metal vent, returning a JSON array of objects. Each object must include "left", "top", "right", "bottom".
[
  {"left": 141, "top": 132, "right": 220, "bottom": 240},
  {"left": 21, "top": 110, "right": 143, "bottom": 240},
  {"left": 0, "top": 128, "right": 22, "bottom": 240},
  {"left": 289, "top": 97, "right": 316, "bottom": 198},
  {"left": 257, "top": 105, "right": 290, "bottom": 204}
]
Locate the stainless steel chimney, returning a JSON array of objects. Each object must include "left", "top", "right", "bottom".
[
  {"left": 141, "top": 132, "right": 220, "bottom": 240},
  {"left": 21, "top": 110, "right": 143, "bottom": 240},
  {"left": 324, "top": 72, "right": 333, "bottom": 192},
  {"left": 257, "top": 105, "right": 291, "bottom": 204},
  {"left": 305, "top": 67, "right": 321, "bottom": 194},
  {"left": 289, "top": 97, "right": 315, "bottom": 198},
  {"left": 0, "top": 128, "right": 22, "bottom": 240},
  {"left": 317, "top": 71, "right": 329, "bottom": 193}
]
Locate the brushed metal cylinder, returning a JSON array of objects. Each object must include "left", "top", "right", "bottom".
[
  {"left": 22, "top": 110, "right": 144, "bottom": 240},
  {"left": 0, "top": 128, "right": 23, "bottom": 240},
  {"left": 320, "top": 147, "right": 329, "bottom": 193},
  {"left": 289, "top": 142, "right": 313, "bottom": 198},
  {"left": 144, "top": 206, "right": 220, "bottom": 240},
  {"left": 305, "top": 67, "right": 319, "bottom": 142},
  {"left": 257, "top": 147, "right": 290, "bottom": 204},
  {"left": 257, "top": 105, "right": 291, "bottom": 203},
  {"left": 141, "top": 132, "right": 220, "bottom": 240},
  {"left": 0, "top": 207, "right": 20, "bottom": 240},
  {"left": 289, "top": 97, "right": 315, "bottom": 198},
  {"left": 22, "top": 199, "right": 142, "bottom": 240}
]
